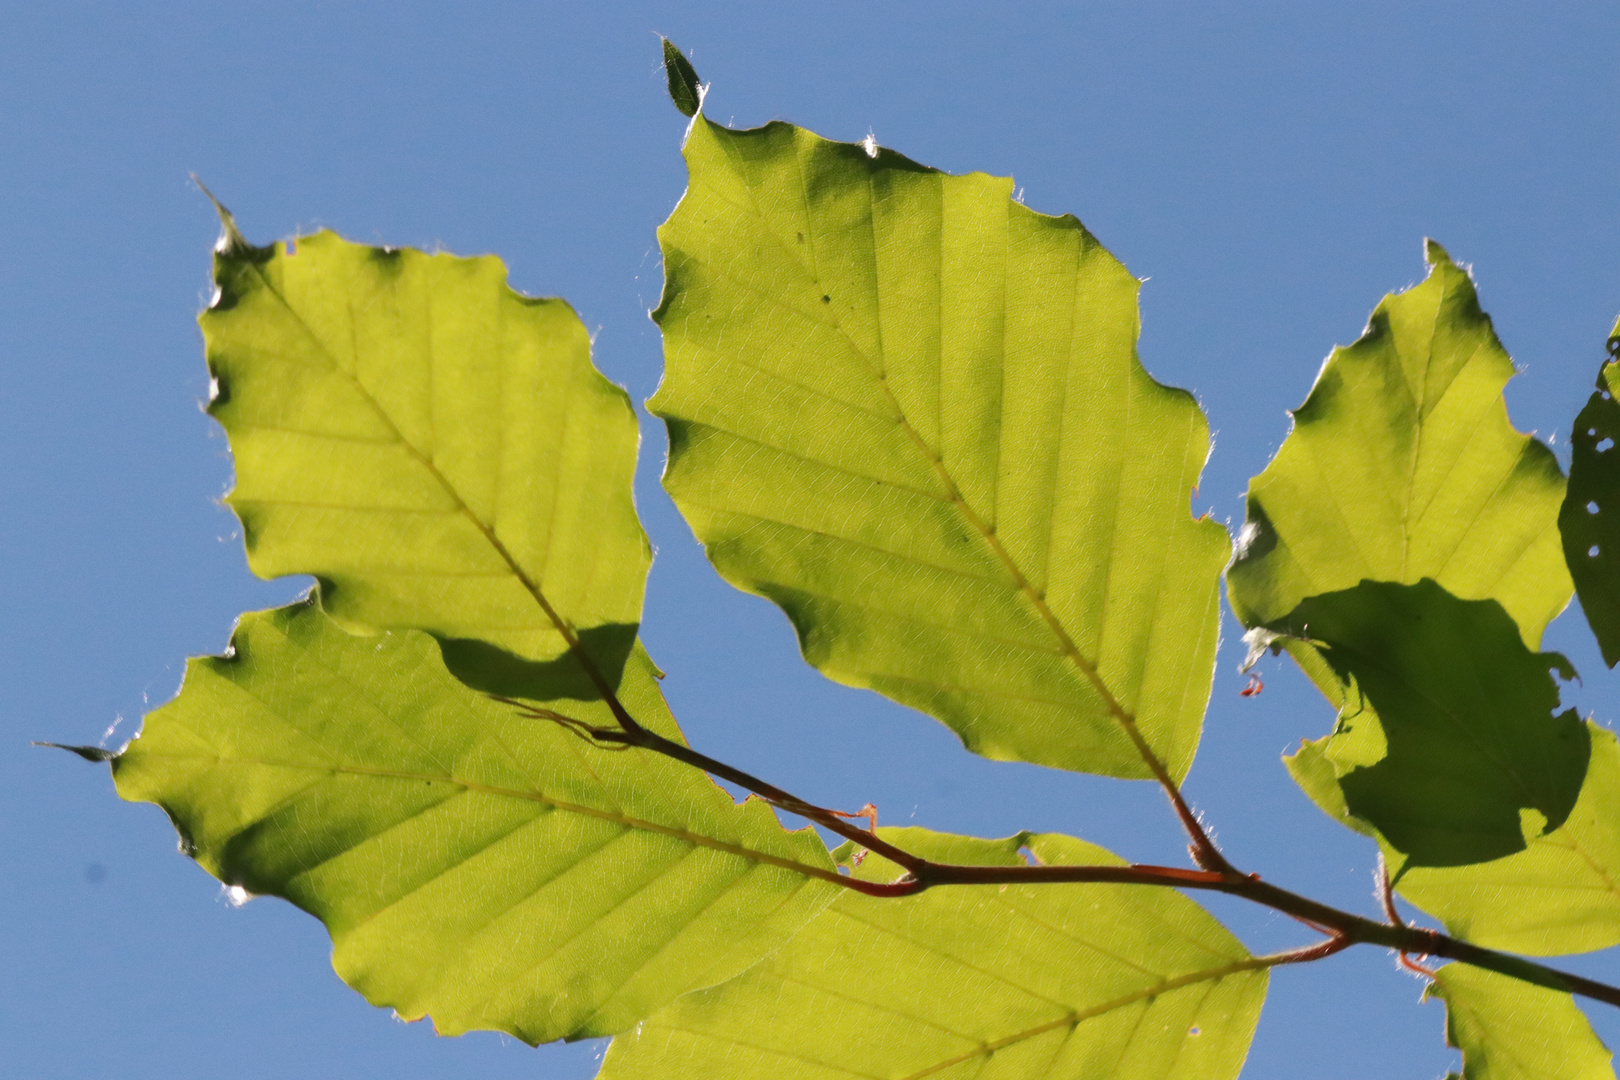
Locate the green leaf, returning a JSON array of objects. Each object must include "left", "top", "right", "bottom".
[
  {"left": 599, "top": 828, "right": 1266, "bottom": 1080},
  {"left": 651, "top": 117, "right": 1230, "bottom": 781},
  {"left": 1229, "top": 241, "right": 1570, "bottom": 652},
  {"left": 1560, "top": 327, "right": 1620, "bottom": 666},
  {"left": 1430, "top": 964, "right": 1614, "bottom": 1080},
  {"left": 113, "top": 599, "right": 840, "bottom": 1043},
  {"left": 1270, "top": 579, "right": 1587, "bottom": 867},
  {"left": 662, "top": 39, "right": 702, "bottom": 118},
  {"left": 202, "top": 228, "right": 649, "bottom": 676},
  {"left": 1364, "top": 726, "right": 1620, "bottom": 957}
]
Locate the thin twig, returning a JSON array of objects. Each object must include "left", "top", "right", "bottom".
[
  {"left": 1378, "top": 854, "right": 1438, "bottom": 977},
  {"left": 494, "top": 696, "right": 1620, "bottom": 1012}
]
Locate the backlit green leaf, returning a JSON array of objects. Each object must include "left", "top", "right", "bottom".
[
  {"left": 1430, "top": 964, "right": 1614, "bottom": 1080},
  {"left": 1395, "top": 727, "right": 1620, "bottom": 956},
  {"left": 599, "top": 828, "right": 1266, "bottom": 1080},
  {"left": 652, "top": 115, "right": 1229, "bottom": 781},
  {"left": 1269, "top": 580, "right": 1587, "bottom": 867},
  {"left": 662, "top": 39, "right": 702, "bottom": 118},
  {"left": 113, "top": 599, "right": 840, "bottom": 1043},
  {"left": 203, "top": 228, "right": 649, "bottom": 675},
  {"left": 1560, "top": 320, "right": 1620, "bottom": 666},
  {"left": 1229, "top": 241, "right": 1570, "bottom": 652}
]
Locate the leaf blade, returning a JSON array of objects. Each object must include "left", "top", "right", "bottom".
[
  {"left": 203, "top": 231, "right": 650, "bottom": 670},
  {"left": 1431, "top": 964, "right": 1614, "bottom": 1080},
  {"left": 1269, "top": 580, "right": 1587, "bottom": 867},
  {"left": 1561, "top": 342, "right": 1620, "bottom": 666},
  {"left": 652, "top": 117, "right": 1229, "bottom": 780},
  {"left": 1229, "top": 240, "right": 1570, "bottom": 651},
  {"left": 113, "top": 600, "right": 839, "bottom": 1043},
  {"left": 598, "top": 828, "right": 1266, "bottom": 1080}
]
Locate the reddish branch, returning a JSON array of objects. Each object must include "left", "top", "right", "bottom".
[{"left": 498, "top": 695, "right": 1620, "bottom": 1014}]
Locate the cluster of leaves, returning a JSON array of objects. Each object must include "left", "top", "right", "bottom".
[{"left": 71, "top": 43, "right": 1620, "bottom": 1078}]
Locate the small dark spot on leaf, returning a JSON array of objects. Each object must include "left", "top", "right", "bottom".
[
  {"left": 822, "top": 294, "right": 831, "bottom": 303},
  {"left": 797, "top": 232, "right": 804, "bottom": 243}
]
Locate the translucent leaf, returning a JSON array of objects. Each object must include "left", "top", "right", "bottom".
[
  {"left": 113, "top": 600, "right": 840, "bottom": 1043},
  {"left": 1403, "top": 726, "right": 1620, "bottom": 955},
  {"left": 1560, "top": 341, "right": 1620, "bottom": 666},
  {"left": 1270, "top": 580, "right": 1587, "bottom": 867},
  {"left": 203, "top": 229, "right": 649, "bottom": 675},
  {"left": 651, "top": 115, "right": 1229, "bottom": 781},
  {"left": 599, "top": 828, "right": 1266, "bottom": 1080},
  {"left": 1430, "top": 964, "right": 1614, "bottom": 1080},
  {"left": 1229, "top": 240, "right": 1571, "bottom": 652}
]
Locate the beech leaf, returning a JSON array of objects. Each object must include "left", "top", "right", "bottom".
[
  {"left": 1269, "top": 579, "right": 1587, "bottom": 867},
  {"left": 652, "top": 114, "right": 1229, "bottom": 782},
  {"left": 1292, "top": 725, "right": 1620, "bottom": 957},
  {"left": 112, "top": 599, "right": 841, "bottom": 1043},
  {"left": 1229, "top": 240, "right": 1570, "bottom": 652},
  {"left": 202, "top": 227, "right": 650, "bottom": 678},
  {"left": 599, "top": 828, "right": 1266, "bottom": 1080},
  {"left": 1560, "top": 336, "right": 1620, "bottom": 666},
  {"left": 1430, "top": 964, "right": 1614, "bottom": 1080}
]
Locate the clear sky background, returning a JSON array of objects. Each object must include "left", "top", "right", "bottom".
[{"left": 6, "top": 4, "right": 1620, "bottom": 1078}]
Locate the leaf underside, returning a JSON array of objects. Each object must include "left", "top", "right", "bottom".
[
  {"left": 652, "top": 115, "right": 1229, "bottom": 782},
  {"left": 600, "top": 828, "right": 1266, "bottom": 1080},
  {"left": 1388, "top": 727, "right": 1620, "bottom": 956},
  {"left": 114, "top": 600, "right": 840, "bottom": 1043},
  {"left": 203, "top": 230, "right": 650, "bottom": 673},
  {"left": 1431, "top": 963, "right": 1614, "bottom": 1080},
  {"left": 1228, "top": 240, "right": 1570, "bottom": 651},
  {"left": 1269, "top": 580, "right": 1587, "bottom": 867},
  {"left": 1226, "top": 242, "right": 1604, "bottom": 941}
]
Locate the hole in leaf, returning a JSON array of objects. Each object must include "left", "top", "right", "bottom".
[
  {"left": 1189, "top": 1027, "right": 1201, "bottom": 1037},
  {"left": 1599, "top": 437, "right": 1614, "bottom": 453},
  {"left": 285, "top": 239, "right": 297, "bottom": 256},
  {"left": 1589, "top": 428, "right": 1599, "bottom": 437},
  {"left": 1590, "top": 501, "right": 1601, "bottom": 515},
  {"left": 1017, "top": 845, "right": 1040, "bottom": 866},
  {"left": 1590, "top": 545, "right": 1601, "bottom": 558}
]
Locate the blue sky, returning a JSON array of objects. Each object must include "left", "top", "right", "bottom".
[{"left": 5, "top": 4, "right": 1620, "bottom": 1077}]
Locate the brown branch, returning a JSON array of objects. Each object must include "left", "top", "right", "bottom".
[{"left": 496, "top": 698, "right": 1620, "bottom": 1012}]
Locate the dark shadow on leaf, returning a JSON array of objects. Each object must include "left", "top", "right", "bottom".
[
  {"left": 1270, "top": 579, "right": 1590, "bottom": 867},
  {"left": 436, "top": 623, "right": 640, "bottom": 704}
]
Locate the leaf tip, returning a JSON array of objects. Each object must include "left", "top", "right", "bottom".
[
  {"left": 33, "top": 741, "right": 119, "bottom": 763},
  {"left": 661, "top": 38, "right": 703, "bottom": 118},
  {"left": 1423, "top": 237, "right": 1453, "bottom": 267},
  {"left": 191, "top": 174, "right": 251, "bottom": 257}
]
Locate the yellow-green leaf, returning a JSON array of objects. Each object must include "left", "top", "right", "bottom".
[
  {"left": 1430, "top": 964, "right": 1614, "bottom": 1080},
  {"left": 1229, "top": 240, "right": 1570, "bottom": 652},
  {"left": 1269, "top": 581, "right": 1587, "bottom": 868},
  {"left": 113, "top": 599, "right": 840, "bottom": 1043},
  {"left": 599, "top": 827, "right": 1267, "bottom": 1080},
  {"left": 652, "top": 116, "right": 1229, "bottom": 781},
  {"left": 204, "top": 228, "right": 649, "bottom": 674}
]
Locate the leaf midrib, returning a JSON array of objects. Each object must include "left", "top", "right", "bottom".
[
  {"left": 706, "top": 127, "right": 1146, "bottom": 742},
  {"left": 145, "top": 748, "right": 850, "bottom": 890},
  {"left": 235, "top": 256, "right": 609, "bottom": 679},
  {"left": 899, "top": 959, "right": 1263, "bottom": 1080}
]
